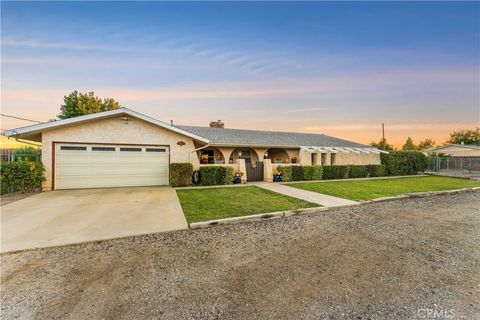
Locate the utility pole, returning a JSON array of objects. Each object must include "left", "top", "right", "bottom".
[{"left": 382, "top": 123, "right": 385, "bottom": 150}]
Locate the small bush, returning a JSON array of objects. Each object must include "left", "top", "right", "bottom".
[
  {"left": 276, "top": 165, "right": 292, "bottom": 182},
  {"left": 323, "top": 165, "right": 349, "bottom": 180},
  {"left": 366, "top": 164, "right": 385, "bottom": 177},
  {"left": 291, "top": 166, "right": 304, "bottom": 181},
  {"left": 348, "top": 165, "right": 369, "bottom": 178},
  {"left": 169, "top": 163, "right": 193, "bottom": 187},
  {"left": 381, "top": 151, "right": 429, "bottom": 176},
  {"left": 0, "top": 159, "right": 45, "bottom": 193},
  {"left": 199, "top": 166, "right": 235, "bottom": 186},
  {"left": 14, "top": 147, "right": 41, "bottom": 162},
  {"left": 303, "top": 165, "right": 323, "bottom": 180}
]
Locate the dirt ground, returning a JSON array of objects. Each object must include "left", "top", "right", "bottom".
[{"left": 1, "top": 190, "right": 479, "bottom": 319}]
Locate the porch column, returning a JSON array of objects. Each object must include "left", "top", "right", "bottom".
[
  {"left": 238, "top": 158, "right": 247, "bottom": 183},
  {"left": 299, "top": 149, "right": 311, "bottom": 165},
  {"left": 263, "top": 158, "right": 273, "bottom": 182},
  {"left": 253, "top": 147, "right": 269, "bottom": 161},
  {"left": 324, "top": 152, "right": 332, "bottom": 165},
  {"left": 217, "top": 147, "right": 235, "bottom": 164}
]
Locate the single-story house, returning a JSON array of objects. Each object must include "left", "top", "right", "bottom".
[
  {"left": 3, "top": 108, "right": 385, "bottom": 190},
  {"left": 423, "top": 144, "right": 480, "bottom": 157}
]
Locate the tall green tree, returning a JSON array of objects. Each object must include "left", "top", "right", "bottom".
[
  {"left": 370, "top": 138, "right": 395, "bottom": 151},
  {"left": 58, "top": 91, "right": 121, "bottom": 119},
  {"left": 447, "top": 128, "right": 480, "bottom": 145},
  {"left": 402, "top": 137, "right": 416, "bottom": 150},
  {"left": 417, "top": 139, "right": 435, "bottom": 150}
]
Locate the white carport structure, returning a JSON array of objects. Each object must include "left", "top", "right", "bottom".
[{"left": 299, "top": 146, "right": 387, "bottom": 165}]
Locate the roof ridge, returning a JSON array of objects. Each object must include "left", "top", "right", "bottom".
[{"left": 176, "top": 124, "right": 327, "bottom": 137}]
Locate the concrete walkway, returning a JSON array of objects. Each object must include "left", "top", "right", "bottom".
[
  {"left": 255, "top": 182, "right": 358, "bottom": 207},
  {"left": 1, "top": 187, "right": 188, "bottom": 253}
]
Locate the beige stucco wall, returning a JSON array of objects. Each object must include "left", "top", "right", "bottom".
[
  {"left": 41, "top": 116, "right": 198, "bottom": 190},
  {"left": 334, "top": 152, "right": 381, "bottom": 165}
]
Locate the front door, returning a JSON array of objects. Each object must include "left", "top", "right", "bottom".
[{"left": 246, "top": 160, "right": 264, "bottom": 181}]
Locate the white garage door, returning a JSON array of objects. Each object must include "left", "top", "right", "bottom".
[{"left": 55, "top": 143, "right": 169, "bottom": 189}]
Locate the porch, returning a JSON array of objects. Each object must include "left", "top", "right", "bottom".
[{"left": 194, "top": 145, "right": 383, "bottom": 183}]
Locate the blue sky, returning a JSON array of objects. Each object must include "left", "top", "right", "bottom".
[{"left": 2, "top": 1, "right": 479, "bottom": 145}]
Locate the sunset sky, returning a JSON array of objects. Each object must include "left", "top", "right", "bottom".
[{"left": 1, "top": 2, "right": 479, "bottom": 147}]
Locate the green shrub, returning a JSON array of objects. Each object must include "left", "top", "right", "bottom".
[
  {"left": 199, "top": 166, "right": 235, "bottom": 186},
  {"left": 381, "top": 151, "right": 429, "bottom": 176},
  {"left": 348, "top": 165, "right": 369, "bottom": 178},
  {"left": 323, "top": 165, "right": 349, "bottom": 180},
  {"left": 217, "top": 166, "right": 235, "bottom": 185},
  {"left": 366, "top": 164, "right": 385, "bottom": 177},
  {"left": 302, "top": 165, "right": 323, "bottom": 180},
  {"left": 0, "top": 159, "right": 45, "bottom": 193},
  {"left": 276, "top": 165, "right": 292, "bottom": 182},
  {"left": 14, "top": 147, "right": 41, "bottom": 162},
  {"left": 291, "top": 166, "right": 304, "bottom": 181},
  {"left": 169, "top": 163, "right": 193, "bottom": 187}
]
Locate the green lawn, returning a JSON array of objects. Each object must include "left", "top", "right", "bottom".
[
  {"left": 287, "top": 176, "right": 480, "bottom": 201},
  {"left": 176, "top": 186, "right": 319, "bottom": 223}
]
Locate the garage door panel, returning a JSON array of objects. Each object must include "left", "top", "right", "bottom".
[{"left": 55, "top": 143, "right": 170, "bottom": 189}]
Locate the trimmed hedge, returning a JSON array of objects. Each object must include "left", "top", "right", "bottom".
[
  {"left": 348, "top": 165, "right": 369, "bottom": 178},
  {"left": 276, "top": 165, "right": 292, "bottom": 182},
  {"left": 169, "top": 163, "right": 193, "bottom": 187},
  {"left": 292, "top": 166, "right": 304, "bottom": 181},
  {"left": 366, "top": 164, "right": 385, "bottom": 177},
  {"left": 302, "top": 165, "right": 324, "bottom": 180},
  {"left": 0, "top": 158, "right": 45, "bottom": 193},
  {"left": 199, "top": 166, "right": 235, "bottom": 186},
  {"left": 323, "top": 165, "right": 350, "bottom": 180},
  {"left": 381, "top": 151, "right": 428, "bottom": 176}
]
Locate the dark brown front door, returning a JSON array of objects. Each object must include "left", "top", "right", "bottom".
[{"left": 246, "top": 161, "right": 264, "bottom": 181}]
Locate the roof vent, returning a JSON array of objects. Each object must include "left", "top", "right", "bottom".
[{"left": 209, "top": 120, "right": 224, "bottom": 128}]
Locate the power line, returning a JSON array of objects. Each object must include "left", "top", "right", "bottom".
[{"left": 0, "top": 113, "right": 44, "bottom": 124}]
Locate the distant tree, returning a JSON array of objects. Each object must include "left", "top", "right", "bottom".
[
  {"left": 447, "top": 128, "right": 480, "bottom": 145},
  {"left": 417, "top": 139, "right": 436, "bottom": 150},
  {"left": 402, "top": 137, "right": 417, "bottom": 151},
  {"left": 370, "top": 138, "right": 395, "bottom": 151},
  {"left": 58, "top": 91, "right": 121, "bottom": 119}
]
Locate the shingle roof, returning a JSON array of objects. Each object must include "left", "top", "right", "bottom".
[{"left": 176, "top": 125, "right": 369, "bottom": 148}]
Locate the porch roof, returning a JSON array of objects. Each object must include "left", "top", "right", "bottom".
[{"left": 177, "top": 125, "right": 372, "bottom": 149}]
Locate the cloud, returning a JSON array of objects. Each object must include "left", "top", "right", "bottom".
[
  {"left": 2, "top": 36, "right": 293, "bottom": 76},
  {"left": 3, "top": 66, "right": 477, "bottom": 102}
]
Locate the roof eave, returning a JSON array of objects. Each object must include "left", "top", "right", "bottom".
[{"left": 3, "top": 108, "right": 210, "bottom": 144}]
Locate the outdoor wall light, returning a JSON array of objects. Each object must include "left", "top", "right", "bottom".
[
  {"left": 238, "top": 151, "right": 242, "bottom": 157},
  {"left": 121, "top": 117, "right": 130, "bottom": 124}
]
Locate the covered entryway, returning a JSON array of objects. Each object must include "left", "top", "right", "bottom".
[
  {"left": 246, "top": 161, "right": 264, "bottom": 181},
  {"left": 55, "top": 143, "right": 169, "bottom": 189}
]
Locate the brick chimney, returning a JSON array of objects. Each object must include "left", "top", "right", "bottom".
[{"left": 209, "top": 120, "right": 224, "bottom": 128}]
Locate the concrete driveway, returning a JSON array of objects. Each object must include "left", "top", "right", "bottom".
[{"left": 1, "top": 187, "right": 188, "bottom": 253}]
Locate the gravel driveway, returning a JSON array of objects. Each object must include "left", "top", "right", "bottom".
[{"left": 1, "top": 190, "right": 479, "bottom": 319}]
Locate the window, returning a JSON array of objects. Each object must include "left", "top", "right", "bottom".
[
  {"left": 120, "top": 147, "right": 142, "bottom": 152},
  {"left": 200, "top": 149, "right": 214, "bottom": 164},
  {"left": 146, "top": 148, "right": 166, "bottom": 152},
  {"left": 330, "top": 153, "right": 336, "bottom": 165},
  {"left": 311, "top": 153, "right": 318, "bottom": 165},
  {"left": 92, "top": 147, "right": 115, "bottom": 152},
  {"left": 60, "top": 146, "right": 87, "bottom": 151}
]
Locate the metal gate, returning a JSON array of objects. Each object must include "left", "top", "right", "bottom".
[{"left": 246, "top": 161, "right": 264, "bottom": 181}]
